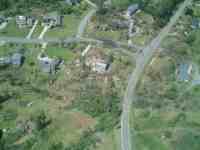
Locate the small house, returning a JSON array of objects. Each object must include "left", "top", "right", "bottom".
[
  {"left": 26, "top": 16, "right": 36, "bottom": 27},
  {"left": 0, "top": 16, "right": 6, "bottom": 25},
  {"left": 126, "top": 4, "right": 139, "bottom": 18},
  {"left": 0, "top": 52, "right": 24, "bottom": 67},
  {"left": 37, "top": 53, "right": 63, "bottom": 74},
  {"left": 16, "top": 16, "right": 27, "bottom": 28},
  {"left": 177, "top": 63, "right": 193, "bottom": 82},
  {"left": 42, "top": 12, "right": 64, "bottom": 27},
  {"left": 16, "top": 16, "right": 35, "bottom": 28},
  {"left": 191, "top": 18, "right": 200, "bottom": 29}
]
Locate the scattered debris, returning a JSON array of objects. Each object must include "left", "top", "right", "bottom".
[{"left": 83, "top": 46, "right": 112, "bottom": 74}]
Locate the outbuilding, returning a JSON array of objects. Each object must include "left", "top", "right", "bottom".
[
  {"left": 191, "top": 18, "right": 200, "bottom": 29},
  {"left": 177, "top": 63, "right": 193, "bottom": 82},
  {"left": 42, "top": 12, "right": 64, "bottom": 27},
  {"left": 126, "top": 4, "right": 139, "bottom": 18},
  {"left": 16, "top": 16, "right": 36, "bottom": 28},
  {"left": 37, "top": 53, "right": 63, "bottom": 74}
]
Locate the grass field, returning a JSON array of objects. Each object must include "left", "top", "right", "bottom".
[
  {"left": 45, "top": 45, "right": 75, "bottom": 61},
  {"left": 131, "top": 108, "right": 200, "bottom": 150},
  {"left": 97, "top": 129, "right": 121, "bottom": 150}
]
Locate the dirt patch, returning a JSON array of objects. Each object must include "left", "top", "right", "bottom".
[{"left": 69, "top": 111, "right": 96, "bottom": 129}]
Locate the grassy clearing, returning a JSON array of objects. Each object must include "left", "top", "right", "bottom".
[
  {"left": 0, "top": 44, "right": 15, "bottom": 56},
  {"left": 45, "top": 45, "right": 75, "bottom": 61},
  {"left": 97, "top": 129, "right": 120, "bottom": 150},
  {"left": 131, "top": 108, "right": 200, "bottom": 150},
  {"left": 135, "top": 132, "right": 170, "bottom": 150}
]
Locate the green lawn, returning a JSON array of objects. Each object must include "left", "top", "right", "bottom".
[
  {"left": 0, "top": 20, "right": 29, "bottom": 37},
  {"left": 0, "top": 44, "right": 15, "bottom": 56},
  {"left": 97, "top": 130, "right": 120, "bottom": 150},
  {"left": 46, "top": 45, "right": 75, "bottom": 61},
  {"left": 135, "top": 133, "right": 170, "bottom": 150}
]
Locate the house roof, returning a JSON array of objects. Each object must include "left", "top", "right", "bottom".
[
  {"left": 127, "top": 4, "right": 139, "bottom": 15},
  {"left": 192, "top": 18, "right": 200, "bottom": 29},
  {"left": 65, "top": 0, "right": 80, "bottom": 5},
  {"left": 38, "top": 54, "right": 62, "bottom": 74},
  {"left": 11, "top": 53, "right": 23, "bottom": 66},
  {"left": 178, "top": 64, "right": 191, "bottom": 81}
]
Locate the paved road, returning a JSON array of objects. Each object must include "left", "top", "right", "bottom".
[
  {"left": 76, "top": 9, "right": 97, "bottom": 38},
  {"left": 0, "top": 35, "right": 140, "bottom": 53},
  {"left": 121, "top": 0, "right": 192, "bottom": 150}
]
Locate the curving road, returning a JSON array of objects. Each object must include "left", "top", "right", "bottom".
[
  {"left": 76, "top": 9, "right": 97, "bottom": 38},
  {"left": 121, "top": 0, "right": 193, "bottom": 150}
]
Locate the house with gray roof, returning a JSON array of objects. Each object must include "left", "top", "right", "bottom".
[
  {"left": 126, "top": 4, "right": 139, "bottom": 18},
  {"left": 0, "top": 52, "right": 24, "bottom": 67},
  {"left": 42, "top": 12, "right": 64, "bottom": 27},
  {"left": 16, "top": 16, "right": 36, "bottom": 28},
  {"left": 37, "top": 53, "right": 63, "bottom": 74},
  {"left": 191, "top": 18, "right": 200, "bottom": 29},
  {"left": 177, "top": 63, "right": 193, "bottom": 82}
]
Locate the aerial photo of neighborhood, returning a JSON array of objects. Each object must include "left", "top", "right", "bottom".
[{"left": 0, "top": 0, "right": 200, "bottom": 150}]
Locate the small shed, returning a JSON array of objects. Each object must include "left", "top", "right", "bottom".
[
  {"left": 26, "top": 16, "right": 36, "bottom": 27},
  {"left": 16, "top": 16, "right": 35, "bottom": 28},
  {"left": 191, "top": 18, "right": 200, "bottom": 29},
  {"left": 0, "top": 16, "right": 6, "bottom": 24},
  {"left": 42, "top": 12, "right": 64, "bottom": 27},
  {"left": 177, "top": 63, "right": 192, "bottom": 82},
  {"left": 16, "top": 16, "right": 27, "bottom": 28},
  {"left": 126, "top": 4, "right": 139, "bottom": 18}
]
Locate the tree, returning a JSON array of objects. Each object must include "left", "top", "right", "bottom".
[{"left": 33, "top": 111, "right": 51, "bottom": 131}]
